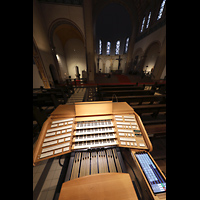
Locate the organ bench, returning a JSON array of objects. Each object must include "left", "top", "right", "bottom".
[{"left": 33, "top": 101, "right": 166, "bottom": 200}]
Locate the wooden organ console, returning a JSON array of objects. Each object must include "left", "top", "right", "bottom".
[{"left": 33, "top": 101, "right": 166, "bottom": 200}]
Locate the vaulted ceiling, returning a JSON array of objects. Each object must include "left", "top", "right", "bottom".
[{"left": 54, "top": 23, "right": 84, "bottom": 48}]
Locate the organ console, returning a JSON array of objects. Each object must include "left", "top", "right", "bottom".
[{"left": 33, "top": 101, "right": 166, "bottom": 200}]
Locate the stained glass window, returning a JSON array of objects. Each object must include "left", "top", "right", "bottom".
[
  {"left": 140, "top": 17, "right": 146, "bottom": 32},
  {"left": 106, "top": 41, "right": 111, "bottom": 55},
  {"left": 115, "top": 40, "right": 120, "bottom": 55},
  {"left": 125, "top": 37, "right": 129, "bottom": 53},
  {"left": 146, "top": 12, "right": 151, "bottom": 29},
  {"left": 99, "top": 40, "right": 102, "bottom": 55},
  {"left": 157, "top": 0, "right": 166, "bottom": 20}
]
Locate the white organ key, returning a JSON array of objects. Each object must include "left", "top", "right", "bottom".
[
  {"left": 131, "top": 122, "right": 137, "bottom": 125},
  {"left": 73, "top": 140, "right": 117, "bottom": 149},
  {"left": 119, "top": 133, "right": 125, "bottom": 136},
  {"left": 54, "top": 149, "right": 62, "bottom": 154},
  {"left": 120, "top": 137, "right": 136, "bottom": 142},
  {"left": 59, "top": 123, "right": 64, "bottom": 126},
  {"left": 123, "top": 115, "right": 135, "bottom": 119},
  {"left": 115, "top": 115, "right": 122, "bottom": 118},
  {"left": 42, "top": 142, "right": 70, "bottom": 153},
  {"left": 74, "top": 134, "right": 116, "bottom": 142},
  {"left": 117, "top": 125, "right": 123, "bottom": 128},
  {"left": 127, "top": 142, "right": 130, "bottom": 146},
  {"left": 75, "top": 122, "right": 113, "bottom": 130},
  {"left": 68, "top": 121, "right": 73, "bottom": 124},
  {"left": 139, "top": 143, "right": 145, "bottom": 147},
  {"left": 42, "top": 140, "right": 57, "bottom": 147},
  {"left": 63, "top": 147, "right": 69, "bottom": 152},
  {"left": 67, "top": 129, "right": 72, "bottom": 132},
  {"left": 115, "top": 118, "right": 123, "bottom": 121},
  {"left": 116, "top": 122, "right": 130, "bottom": 125},
  {"left": 57, "top": 131, "right": 61, "bottom": 135},
  {"left": 51, "top": 124, "right": 57, "bottom": 128},
  {"left": 118, "top": 129, "right": 133, "bottom": 133},
  {"left": 74, "top": 128, "right": 115, "bottom": 136},
  {"left": 40, "top": 151, "right": 53, "bottom": 158},
  {"left": 47, "top": 125, "right": 72, "bottom": 133},
  {"left": 52, "top": 118, "right": 73, "bottom": 124},
  {"left": 44, "top": 133, "right": 71, "bottom": 142},
  {"left": 124, "top": 119, "right": 135, "bottom": 122},
  {"left": 58, "top": 139, "right": 64, "bottom": 143},
  {"left": 62, "top": 130, "right": 66, "bottom": 133},
  {"left": 65, "top": 137, "right": 70, "bottom": 141},
  {"left": 120, "top": 141, "right": 126, "bottom": 145},
  {"left": 130, "top": 142, "right": 134, "bottom": 146},
  {"left": 45, "top": 132, "right": 56, "bottom": 137}
]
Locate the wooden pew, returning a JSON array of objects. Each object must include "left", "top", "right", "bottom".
[
  {"left": 131, "top": 104, "right": 166, "bottom": 118},
  {"left": 99, "top": 89, "right": 155, "bottom": 100},
  {"left": 33, "top": 92, "right": 59, "bottom": 110},
  {"left": 97, "top": 85, "right": 144, "bottom": 92},
  {"left": 102, "top": 94, "right": 166, "bottom": 105},
  {"left": 145, "top": 124, "right": 166, "bottom": 137}
]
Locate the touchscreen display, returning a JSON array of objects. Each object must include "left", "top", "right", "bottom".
[{"left": 135, "top": 152, "right": 166, "bottom": 194}]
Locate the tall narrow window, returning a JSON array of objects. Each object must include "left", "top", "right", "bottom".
[
  {"left": 115, "top": 40, "right": 120, "bottom": 55},
  {"left": 157, "top": 0, "right": 166, "bottom": 20},
  {"left": 106, "top": 41, "right": 111, "bottom": 55},
  {"left": 140, "top": 17, "right": 146, "bottom": 32},
  {"left": 124, "top": 37, "right": 129, "bottom": 53},
  {"left": 146, "top": 12, "right": 151, "bottom": 29},
  {"left": 99, "top": 40, "right": 102, "bottom": 55}
]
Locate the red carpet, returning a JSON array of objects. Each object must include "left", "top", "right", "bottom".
[{"left": 115, "top": 75, "right": 131, "bottom": 83}]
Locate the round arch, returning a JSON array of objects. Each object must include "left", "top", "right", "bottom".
[
  {"left": 143, "top": 41, "right": 161, "bottom": 73},
  {"left": 48, "top": 18, "right": 85, "bottom": 49},
  {"left": 143, "top": 40, "right": 162, "bottom": 56}
]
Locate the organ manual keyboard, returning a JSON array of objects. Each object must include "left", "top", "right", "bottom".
[
  {"left": 33, "top": 101, "right": 166, "bottom": 200},
  {"left": 33, "top": 101, "right": 152, "bottom": 164}
]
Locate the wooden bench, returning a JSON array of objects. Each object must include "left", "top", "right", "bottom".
[
  {"left": 99, "top": 89, "right": 155, "bottom": 100},
  {"left": 145, "top": 124, "right": 166, "bottom": 137},
  {"left": 103, "top": 94, "right": 166, "bottom": 105},
  {"left": 131, "top": 104, "right": 166, "bottom": 118}
]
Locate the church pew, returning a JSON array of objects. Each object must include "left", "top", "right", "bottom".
[
  {"left": 144, "top": 124, "right": 166, "bottom": 137},
  {"left": 37, "top": 87, "right": 69, "bottom": 104},
  {"left": 131, "top": 104, "right": 166, "bottom": 118},
  {"left": 97, "top": 85, "right": 144, "bottom": 92},
  {"left": 102, "top": 94, "right": 166, "bottom": 105},
  {"left": 33, "top": 92, "right": 59, "bottom": 110},
  {"left": 99, "top": 89, "right": 155, "bottom": 100}
]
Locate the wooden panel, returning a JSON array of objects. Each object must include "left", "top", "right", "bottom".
[
  {"left": 50, "top": 104, "right": 76, "bottom": 117},
  {"left": 75, "top": 101, "right": 112, "bottom": 116},
  {"left": 59, "top": 173, "right": 138, "bottom": 200}
]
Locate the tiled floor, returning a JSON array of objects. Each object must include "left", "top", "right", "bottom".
[
  {"left": 66, "top": 87, "right": 86, "bottom": 103},
  {"left": 33, "top": 157, "right": 65, "bottom": 200}
]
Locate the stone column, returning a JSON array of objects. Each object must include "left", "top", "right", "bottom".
[
  {"left": 83, "top": 0, "right": 95, "bottom": 82},
  {"left": 152, "top": 36, "right": 166, "bottom": 80}
]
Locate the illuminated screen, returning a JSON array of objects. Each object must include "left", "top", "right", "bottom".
[{"left": 135, "top": 152, "right": 166, "bottom": 194}]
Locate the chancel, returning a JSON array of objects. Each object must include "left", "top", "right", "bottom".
[{"left": 33, "top": 0, "right": 166, "bottom": 199}]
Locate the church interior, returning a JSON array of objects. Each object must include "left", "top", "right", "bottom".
[{"left": 33, "top": 0, "right": 166, "bottom": 199}]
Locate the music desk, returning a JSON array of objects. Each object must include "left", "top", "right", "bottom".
[{"left": 58, "top": 173, "right": 138, "bottom": 200}]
